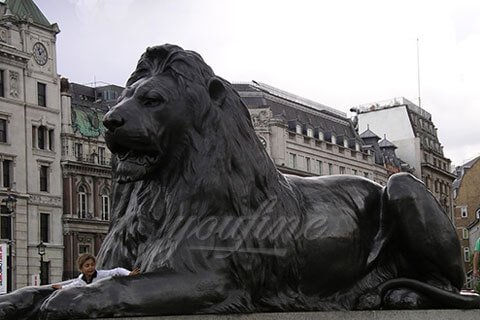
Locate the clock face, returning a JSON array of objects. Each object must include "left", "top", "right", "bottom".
[{"left": 33, "top": 42, "right": 48, "bottom": 66}]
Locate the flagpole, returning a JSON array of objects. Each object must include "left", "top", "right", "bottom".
[{"left": 417, "top": 38, "right": 421, "bottom": 107}]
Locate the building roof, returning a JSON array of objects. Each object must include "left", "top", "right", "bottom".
[
  {"left": 71, "top": 105, "right": 106, "bottom": 138},
  {"left": 452, "top": 155, "right": 480, "bottom": 191},
  {"left": 5, "top": 0, "right": 51, "bottom": 27},
  {"left": 359, "top": 127, "right": 380, "bottom": 140},
  {"left": 378, "top": 136, "right": 397, "bottom": 149},
  {"left": 68, "top": 82, "right": 122, "bottom": 138},
  {"left": 233, "top": 82, "right": 361, "bottom": 144},
  {"left": 355, "top": 96, "right": 431, "bottom": 120}
]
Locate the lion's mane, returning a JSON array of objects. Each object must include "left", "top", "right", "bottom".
[{"left": 97, "top": 45, "right": 304, "bottom": 307}]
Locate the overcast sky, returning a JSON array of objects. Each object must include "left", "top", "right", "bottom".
[{"left": 36, "top": 0, "right": 480, "bottom": 167}]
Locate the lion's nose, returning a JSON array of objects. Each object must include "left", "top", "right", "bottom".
[{"left": 103, "top": 111, "right": 125, "bottom": 132}]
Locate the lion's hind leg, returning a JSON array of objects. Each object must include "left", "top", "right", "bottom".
[{"left": 381, "top": 173, "right": 465, "bottom": 307}]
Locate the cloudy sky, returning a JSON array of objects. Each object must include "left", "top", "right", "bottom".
[{"left": 36, "top": 0, "right": 480, "bottom": 166}]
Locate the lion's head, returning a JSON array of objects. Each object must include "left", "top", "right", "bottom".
[
  {"left": 98, "top": 44, "right": 301, "bottom": 278},
  {"left": 103, "top": 44, "right": 253, "bottom": 183}
]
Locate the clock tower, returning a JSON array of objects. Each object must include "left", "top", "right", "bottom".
[{"left": 0, "top": 0, "right": 63, "bottom": 291}]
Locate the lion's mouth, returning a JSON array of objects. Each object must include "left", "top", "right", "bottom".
[
  {"left": 117, "top": 150, "right": 161, "bottom": 166},
  {"left": 114, "top": 148, "right": 162, "bottom": 183}
]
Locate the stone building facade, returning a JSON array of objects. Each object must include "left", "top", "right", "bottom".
[
  {"left": 60, "top": 80, "right": 121, "bottom": 279},
  {"left": 233, "top": 82, "right": 397, "bottom": 184},
  {"left": 353, "top": 97, "right": 455, "bottom": 218},
  {"left": 452, "top": 156, "right": 480, "bottom": 289},
  {"left": 0, "top": 0, "right": 62, "bottom": 291}
]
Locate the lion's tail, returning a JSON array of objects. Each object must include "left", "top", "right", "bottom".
[{"left": 380, "top": 278, "right": 480, "bottom": 309}]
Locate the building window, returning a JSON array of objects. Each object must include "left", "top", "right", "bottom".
[
  {"left": 306, "top": 157, "right": 311, "bottom": 172},
  {"left": 461, "top": 207, "right": 468, "bottom": 218},
  {"left": 79, "top": 244, "right": 91, "bottom": 254},
  {"left": 306, "top": 128, "right": 313, "bottom": 137},
  {"left": 328, "top": 163, "right": 333, "bottom": 175},
  {"left": 0, "top": 118, "right": 6, "bottom": 143},
  {"left": 352, "top": 169, "right": 357, "bottom": 175},
  {"left": 290, "top": 153, "right": 297, "bottom": 169},
  {"left": 317, "top": 160, "right": 323, "bottom": 175},
  {"left": 75, "top": 143, "right": 83, "bottom": 161},
  {"left": 339, "top": 166, "right": 346, "bottom": 174},
  {"left": 0, "top": 70, "right": 4, "bottom": 97},
  {"left": 295, "top": 124, "right": 302, "bottom": 135},
  {"left": 48, "top": 129, "right": 54, "bottom": 151},
  {"left": 39, "top": 165, "right": 49, "bottom": 192},
  {"left": 102, "top": 194, "right": 110, "bottom": 221},
  {"left": 464, "top": 247, "right": 470, "bottom": 262},
  {"left": 40, "top": 213, "right": 49, "bottom": 242},
  {"left": 37, "top": 82, "right": 46, "bottom": 107},
  {"left": 364, "top": 172, "right": 369, "bottom": 179},
  {"left": 78, "top": 185, "right": 87, "bottom": 219},
  {"left": 0, "top": 205, "right": 12, "bottom": 240},
  {"left": 38, "top": 126, "right": 46, "bottom": 149},
  {"left": 462, "top": 228, "right": 469, "bottom": 240},
  {"left": 2, "top": 159, "right": 12, "bottom": 188},
  {"left": 98, "top": 147, "right": 106, "bottom": 165}
]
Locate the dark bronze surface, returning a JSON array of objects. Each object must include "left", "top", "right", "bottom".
[{"left": 1, "top": 44, "right": 478, "bottom": 319}]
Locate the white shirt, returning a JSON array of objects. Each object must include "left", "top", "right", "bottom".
[{"left": 62, "top": 267, "right": 130, "bottom": 289}]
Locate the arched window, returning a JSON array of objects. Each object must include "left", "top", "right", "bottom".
[{"left": 78, "top": 185, "right": 87, "bottom": 219}]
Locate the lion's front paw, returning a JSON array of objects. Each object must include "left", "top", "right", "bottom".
[
  {"left": 39, "top": 288, "right": 91, "bottom": 320},
  {"left": 0, "top": 301, "right": 17, "bottom": 319}
]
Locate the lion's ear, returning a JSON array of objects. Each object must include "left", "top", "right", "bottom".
[{"left": 208, "top": 77, "right": 226, "bottom": 107}]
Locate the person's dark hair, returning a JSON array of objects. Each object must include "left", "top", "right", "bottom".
[{"left": 77, "top": 253, "right": 96, "bottom": 270}]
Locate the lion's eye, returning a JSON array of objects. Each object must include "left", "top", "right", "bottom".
[{"left": 141, "top": 96, "right": 164, "bottom": 108}]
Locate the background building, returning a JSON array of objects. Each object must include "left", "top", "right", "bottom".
[
  {"left": 60, "top": 79, "right": 121, "bottom": 279},
  {"left": 452, "top": 156, "right": 480, "bottom": 289},
  {"left": 0, "top": 0, "right": 62, "bottom": 291},
  {"left": 234, "top": 82, "right": 405, "bottom": 184},
  {"left": 353, "top": 97, "right": 455, "bottom": 217}
]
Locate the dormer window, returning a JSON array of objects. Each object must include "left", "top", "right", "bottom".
[
  {"left": 318, "top": 131, "right": 324, "bottom": 141},
  {"left": 296, "top": 124, "right": 302, "bottom": 134},
  {"left": 306, "top": 128, "right": 313, "bottom": 137}
]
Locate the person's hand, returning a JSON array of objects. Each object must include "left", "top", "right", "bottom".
[
  {"left": 129, "top": 267, "right": 140, "bottom": 276},
  {"left": 51, "top": 284, "right": 62, "bottom": 290}
]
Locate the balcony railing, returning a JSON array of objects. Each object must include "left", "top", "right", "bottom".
[{"left": 75, "top": 155, "right": 111, "bottom": 166}]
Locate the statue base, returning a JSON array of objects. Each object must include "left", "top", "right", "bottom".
[{"left": 91, "top": 309, "right": 479, "bottom": 320}]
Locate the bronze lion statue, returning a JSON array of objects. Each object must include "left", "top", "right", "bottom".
[{"left": 1, "top": 44, "right": 479, "bottom": 319}]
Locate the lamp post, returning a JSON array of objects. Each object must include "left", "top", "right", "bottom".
[
  {"left": 1, "top": 194, "right": 17, "bottom": 213},
  {"left": 37, "top": 241, "right": 46, "bottom": 285},
  {"left": 1, "top": 194, "right": 16, "bottom": 292}
]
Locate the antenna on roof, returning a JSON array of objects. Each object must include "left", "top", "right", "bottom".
[{"left": 417, "top": 38, "right": 421, "bottom": 107}]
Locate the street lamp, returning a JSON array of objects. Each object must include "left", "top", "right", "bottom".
[
  {"left": 1, "top": 195, "right": 16, "bottom": 214},
  {"left": 37, "top": 241, "right": 46, "bottom": 285}
]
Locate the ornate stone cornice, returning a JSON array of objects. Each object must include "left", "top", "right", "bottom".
[
  {"left": 0, "top": 43, "right": 29, "bottom": 66},
  {"left": 28, "top": 194, "right": 62, "bottom": 207}
]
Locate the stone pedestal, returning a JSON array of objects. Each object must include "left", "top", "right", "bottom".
[{"left": 93, "top": 309, "right": 480, "bottom": 320}]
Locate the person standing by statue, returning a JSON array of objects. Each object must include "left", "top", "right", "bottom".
[
  {"left": 52, "top": 253, "right": 140, "bottom": 289},
  {"left": 474, "top": 238, "right": 480, "bottom": 290}
]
